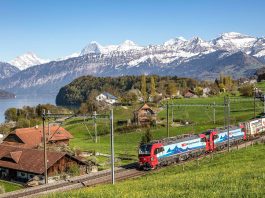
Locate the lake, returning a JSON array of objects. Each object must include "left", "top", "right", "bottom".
[{"left": 0, "top": 94, "right": 56, "bottom": 123}]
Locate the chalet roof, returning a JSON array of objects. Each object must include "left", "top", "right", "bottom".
[
  {"left": 2, "top": 126, "right": 73, "bottom": 148},
  {"left": 48, "top": 125, "right": 73, "bottom": 142},
  {"left": 185, "top": 89, "right": 195, "bottom": 94},
  {"left": 101, "top": 92, "right": 117, "bottom": 100},
  {"left": 136, "top": 104, "right": 155, "bottom": 113},
  {"left": 0, "top": 145, "right": 87, "bottom": 174},
  {"left": 10, "top": 151, "right": 22, "bottom": 163},
  {"left": 184, "top": 90, "right": 196, "bottom": 97},
  {"left": 2, "top": 128, "right": 42, "bottom": 148}
]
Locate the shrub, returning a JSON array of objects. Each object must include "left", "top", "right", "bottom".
[
  {"left": 140, "top": 128, "right": 153, "bottom": 145},
  {"left": 239, "top": 83, "right": 254, "bottom": 97},
  {"left": 67, "top": 164, "right": 80, "bottom": 176}
]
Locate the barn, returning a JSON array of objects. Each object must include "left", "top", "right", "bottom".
[
  {"left": 134, "top": 104, "right": 156, "bottom": 126},
  {"left": 1, "top": 125, "right": 73, "bottom": 148},
  {"left": 0, "top": 145, "right": 90, "bottom": 183}
]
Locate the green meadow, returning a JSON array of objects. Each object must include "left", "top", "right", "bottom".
[
  {"left": 46, "top": 143, "right": 265, "bottom": 198},
  {"left": 63, "top": 94, "right": 265, "bottom": 167}
]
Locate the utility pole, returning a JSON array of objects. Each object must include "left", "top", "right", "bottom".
[
  {"left": 263, "top": 95, "right": 265, "bottom": 115},
  {"left": 227, "top": 97, "right": 230, "bottom": 152},
  {"left": 42, "top": 110, "right": 48, "bottom": 184},
  {"left": 213, "top": 101, "right": 216, "bottom": 124},
  {"left": 110, "top": 109, "right": 115, "bottom": 184},
  {"left": 171, "top": 100, "right": 174, "bottom": 124},
  {"left": 224, "top": 96, "right": 227, "bottom": 129},
  {"left": 166, "top": 101, "right": 169, "bottom": 138},
  {"left": 47, "top": 110, "right": 50, "bottom": 138},
  {"left": 93, "top": 111, "right": 97, "bottom": 143},
  {"left": 254, "top": 88, "right": 256, "bottom": 118}
]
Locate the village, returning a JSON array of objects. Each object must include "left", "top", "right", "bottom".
[{"left": 0, "top": 83, "right": 215, "bottom": 185}]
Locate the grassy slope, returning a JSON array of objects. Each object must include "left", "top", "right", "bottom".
[
  {"left": 65, "top": 96, "right": 264, "bottom": 163},
  {"left": 0, "top": 180, "right": 22, "bottom": 193},
  {"left": 46, "top": 144, "right": 265, "bottom": 198}
]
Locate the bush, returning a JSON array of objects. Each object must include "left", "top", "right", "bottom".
[
  {"left": 67, "top": 164, "right": 80, "bottom": 176},
  {"left": 116, "top": 125, "right": 143, "bottom": 134},
  {"left": 239, "top": 83, "right": 254, "bottom": 97},
  {"left": 117, "top": 120, "right": 128, "bottom": 126},
  {"left": 140, "top": 128, "right": 153, "bottom": 145},
  {"left": 16, "top": 118, "right": 30, "bottom": 128}
]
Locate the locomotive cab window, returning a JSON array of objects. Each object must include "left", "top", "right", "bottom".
[{"left": 139, "top": 144, "right": 152, "bottom": 156}]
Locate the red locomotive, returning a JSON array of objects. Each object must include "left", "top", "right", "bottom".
[{"left": 139, "top": 118, "right": 262, "bottom": 170}]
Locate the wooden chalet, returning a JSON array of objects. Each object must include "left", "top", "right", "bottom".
[
  {"left": 0, "top": 145, "right": 90, "bottom": 183},
  {"left": 134, "top": 104, "right": 156, "bottom": 126},
  {"left": 1, "top": 125, "right": 73, "bottom": 148},
  {"left": 184, "top": 90, "right": 197, "bottom": 98}
]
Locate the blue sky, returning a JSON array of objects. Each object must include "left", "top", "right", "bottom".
[{"left": 0, "top": 0, "right": 265, "bottom": 61}]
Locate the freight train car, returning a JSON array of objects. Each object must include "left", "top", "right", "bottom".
[{"left": 138, "top": 134, "right": 207, "bottom": 169}]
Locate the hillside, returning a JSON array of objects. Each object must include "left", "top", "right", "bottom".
[
  {"left": 55, "top": 75, "right": 198, "bottom": 106},
  {"left": 0, "top": 89, "right": 15, "bottom": 99},
  {"left": 0, "top": 62, "right": 20, "bottom": 80},
  {"left": 45, "top": 144, "right": 265, "bottom": 198}
]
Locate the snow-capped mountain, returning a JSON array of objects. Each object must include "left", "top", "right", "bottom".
[
  {"left": 0, "top": 62, "right": 20, "bottom": 80},
  {"left": 9, "top": 52, "right": 49, "bottom": 70},
  {"left": 211, "top": 32, "right": 258, "bottom": 53},
  {"left": 80, "top": 40, "right": 143, "bottom": 56},
  {"left": 56, "top": 52, "right": 80, "bottom": 61},
  {"left": 1, "top": 32, "right": 265, "bottom": 94}
]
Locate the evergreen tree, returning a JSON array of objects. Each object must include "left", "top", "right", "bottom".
[
  {"left": 141, "top": 75, "right": 147, "bottom": 101},
  {"left": 140, "top": 128, "right": 153, "bottom": 145},
  {"left": 166, "top": 82, "right": 177, "bottom": 97},
  {"left": 219, "top": 72, "right": 224, "bottom": 84},
  {"left": 150, "top": 76, "right": 156, "bottom": 97}
]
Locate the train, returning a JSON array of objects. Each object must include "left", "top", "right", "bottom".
[{"left": 138, "top": 117, "right": 265, "bottom": 170}]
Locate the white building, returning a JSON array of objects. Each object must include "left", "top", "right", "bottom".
[{"left": 96, "top": 92, "right": 118, "bottom": 104}]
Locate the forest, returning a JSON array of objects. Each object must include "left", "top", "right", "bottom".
[{"left": 55, "top": 75, "right": 217, "bottom": 106}]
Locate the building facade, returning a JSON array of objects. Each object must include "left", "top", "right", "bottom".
[{"left": 0, "top": 145, "right": 90, "bottom": 183}]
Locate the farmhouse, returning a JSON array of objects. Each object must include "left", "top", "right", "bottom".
[
  {"left": 0, "top": 145, "right": 89, "bottom": 183},
  {"left": 96, "top": 92, "right": 118, "bottom": 104},
  {"left": 184, "top": 90, "right": 197, "bottom": 98},
  {"left": 1, "top": 125, "right": 73, "bottom": 148},
  {"left": 134, "top": 104, "right": 156, "bottom": 126}
]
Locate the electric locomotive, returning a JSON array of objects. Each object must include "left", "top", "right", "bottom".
[
  {"left": 138, "top": 134, "right": 207, "bottom": 170},
  {"left": 138, "top": 125, "right": 248, "bottom": 170}
]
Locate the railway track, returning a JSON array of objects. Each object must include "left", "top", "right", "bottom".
[
  {"left": 0, "top": 163, "right": 146, "bottom": 198},
  {"left": 0, "top": 136, "right": 264, "bottom": 198}
]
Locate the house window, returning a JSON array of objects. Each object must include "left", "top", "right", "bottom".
[
  {"left": 17, "top": 171, "right": 27, "bottom": 179},
  {"left": 28, "top": 174, "right": 35, "bottom": 179}
]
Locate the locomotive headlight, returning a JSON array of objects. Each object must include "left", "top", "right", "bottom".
[{"left": 151, "top": 157, "right": 154, "bottom": 161}]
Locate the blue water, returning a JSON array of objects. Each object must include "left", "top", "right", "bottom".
[{"left": 0, "top": 94, "right": 56, "bottom": 123}]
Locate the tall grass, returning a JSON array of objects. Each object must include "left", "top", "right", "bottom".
[{"left": 46, "top": 144, "right": 265, "bottom": 198}]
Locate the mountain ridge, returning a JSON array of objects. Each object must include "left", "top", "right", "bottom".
[{"left": 1, "top": 32, "right": 265, "bottom": 94}]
